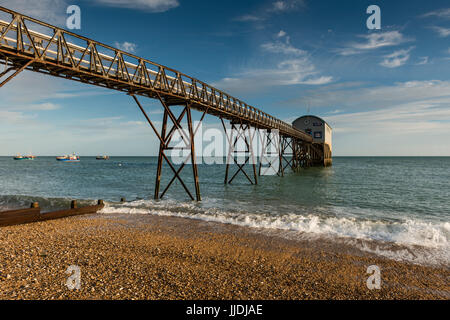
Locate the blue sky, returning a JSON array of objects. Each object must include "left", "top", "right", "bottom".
[{"left": 0, "top": 0, "right": 449, "bottom": 156}]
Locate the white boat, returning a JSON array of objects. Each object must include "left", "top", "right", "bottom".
[{"left": 56, "top": 153, "right": 80, "bottom": 162}]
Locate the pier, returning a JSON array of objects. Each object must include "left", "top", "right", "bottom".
[{"left": 0, "top": 6, "right": 332, "bottom": 201}]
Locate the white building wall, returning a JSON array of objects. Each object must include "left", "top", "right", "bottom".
[{"left": 292, "top": 116, "right": 330, "bottom": 144}]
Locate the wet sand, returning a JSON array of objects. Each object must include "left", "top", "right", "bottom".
[{"left": 0, "top": 213, "right": 448, "bottom": 300}]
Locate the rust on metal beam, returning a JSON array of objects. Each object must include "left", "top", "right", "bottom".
[{"left": 0, "top": 58, "right": 33, "bottom": 87}]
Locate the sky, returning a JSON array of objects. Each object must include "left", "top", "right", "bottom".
[{"left": 0, "top": 0, "right": 449, "bottom": 156}]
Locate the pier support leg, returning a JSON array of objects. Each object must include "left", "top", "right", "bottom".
[
  {"left": 259, "top": 129, "right": 282, "bottom": 177},
  {"left": 280, "top": 137, "right": 313, "bottom": 173},
  {"left": 131, "top": 93, "right": 202, "bottom": 201},
  {"left": 280, "top": 136, "right": 296, "bottom": 174},
  {"left": 309, "top": 143, "right": 324, "bottom": 167},
  {"left": 294, "top": 140, "right": 305, "bottom": 171},
  {"left": 222, "top": 120, "right": 258, "bottom": 185},
  {"left": 297, "top": 142, "right": 312, "bottom": 168}
]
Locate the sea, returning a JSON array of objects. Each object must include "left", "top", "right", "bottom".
[{"left": 0, "top": 156, "right": 448, "bottom": 266}]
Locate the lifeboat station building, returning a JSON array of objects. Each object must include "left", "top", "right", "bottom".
[{"left": 292, "top": 115, "right": 332, "bottom": 167}]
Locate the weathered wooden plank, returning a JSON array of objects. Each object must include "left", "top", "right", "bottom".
[
  {"left": 0, "top": 207, "right": 40, "bottom": 227},
  {"left": 40, "top": 203, "right": 104, "bottom": 222},
  {"left": 0, "top": 200, "right": 104, "bottom": 227}
]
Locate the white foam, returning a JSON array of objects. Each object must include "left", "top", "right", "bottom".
[{"left": 99, "top": 200, "right": 450, "bottom": 266}]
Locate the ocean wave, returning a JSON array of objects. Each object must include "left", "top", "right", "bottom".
[
  {"left": 99, "top": 199, "right": 450, "bottom": 266},
  {"left": 2, "top": 194, "right": 448, "bottom": 266}
]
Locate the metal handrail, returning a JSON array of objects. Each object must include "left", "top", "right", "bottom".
[{"left": 0, "top": 6, "right": 312, "bottom": 142}]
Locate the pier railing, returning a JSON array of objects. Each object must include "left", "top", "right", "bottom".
[
  {"left": 0, "top": 6, "right": 312, "bottom": 142},
  {"left": 0, "top": 6, "right": 319, "bottom": 202}
]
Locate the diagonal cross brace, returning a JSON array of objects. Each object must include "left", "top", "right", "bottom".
[
  {"left": 131, "top": 94, "right": 202, "bottom": 201},
  {"left": 259, "top": 129, "right": 282, "bottom": 177},
  {"left": 222, "top": 120, "right": 258, "bottom": 185},
  {"left": 0, "top": 59, "right": 34, "bottom": 88}
]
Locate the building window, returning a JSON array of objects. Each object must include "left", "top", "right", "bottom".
[
  {"left": 306, "top": 129, "right": 312, "bottom": 135},
  {"left": 314, "top": 132, "right": 322, "bottom": 139}
]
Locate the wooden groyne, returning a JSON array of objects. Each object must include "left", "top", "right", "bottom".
[{"left": 0, "top": 200, "right": 105, "bottom": 227}]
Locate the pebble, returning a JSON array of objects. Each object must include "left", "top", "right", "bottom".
[{"left": 0, "top": 214, "right": 448, "bottom": 300}]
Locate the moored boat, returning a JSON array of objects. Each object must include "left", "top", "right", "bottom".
[
  {"left": 14, "top": 154, "right": 36, "bottom": 160},
  {"left": 56, "top": 153, "right": 80, "bottom": 162}
]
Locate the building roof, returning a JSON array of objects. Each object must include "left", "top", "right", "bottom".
[{"left": 293, "top": 115, "right": 332, "bottom": 129}]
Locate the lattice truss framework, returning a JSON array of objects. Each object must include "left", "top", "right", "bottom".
[{"left": 0, "top": 6, "right": 316, "bottom": 201}]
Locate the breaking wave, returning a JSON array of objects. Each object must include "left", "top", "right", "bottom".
[
  {"left": 1, "top": 194, "right": 448, "bottom": 266},
  {"left": 98, "top": 199, "right": 450, "bottom": 267}
]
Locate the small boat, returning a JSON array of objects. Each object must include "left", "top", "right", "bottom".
[
  {"left": 14, "top": 154, "right": 36, "bottom": 160},
  {"left": 96, "top": 155, "right": 110, "bottom": 160},
  {"left": 56, "top": 153, "right": 80, "bottom": 162}
]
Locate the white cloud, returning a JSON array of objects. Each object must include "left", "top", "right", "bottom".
[
  {"left": 270, "top": 0, "right": 306, "bottom": 12},
  {"left": 380, "top": 47, "right": 414, "bottom": 68},
  {"left": 234, "top": 14, "right": 263, "bottom": 22},
  {"left": 80, "top": 116, "right": 123, "bottom": 124},
  {"left": 0, "top": 114, "right": 159, "bottom": 156},
  {"left": 114, "top": 41, "right": 138, "bottom": 53},
  {"left": 277, "top": 30, "right": 287, "bottom": 38},
  {"left": 261, "top": 39, "right": 306, "bottom": 56},
  {"left": 213, "top": 31, "right": 332, "bottom": 93},
  {"left": 0, "top": 0, "right": 68, "bottom": 25},
  {"left": 93, "top": 0, "right": 180, "bottom": 12},
  {"left": 292, "top": 80, "right": 450, "bottom": 156},
  {"left": 0, "top": 71, "right": 111, "bottom": 131},
  {"left": 422, "top": 8, "right": 450, "bottom": 19},
  {"left": 416, "top": 56, "right": 429, "bottom": 65},
  {"left": 327, "top": 99, "right": 450, "bottom": 156},
  {"left": 0, "top": 72, "right": 109, "bottom": 105},
  {"left": 0, "top": 111, "right": 34, "bottom": 124},
  {"left": 337, "top": 31, "right": 413, "bottom": 56},
  {"left": 291, "top": 80, "right": 450, "bottom": 111},
  {"left": 1, "top": 0, "right": 180, "bottom": 26},
  {"left": 213, "top": 58, "right": 332, "bottom": 94},
  {"left": 327, "top": 98, "right": 450, "bottom": 132},
  {"left": 431, "top": 26, "right": 450, "bottom": 37},
  {"left": 14, "top": 102, "right": 61, "bottom": 111},
  {"left": 234, "top": 0, "right": 305, "bottom": 23}
]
